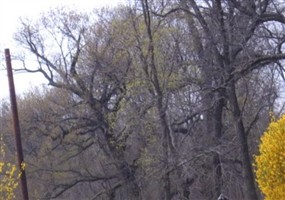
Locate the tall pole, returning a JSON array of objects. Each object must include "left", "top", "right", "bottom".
[{"left": 4, "top": 49, "right": 29, "bottom": 200}]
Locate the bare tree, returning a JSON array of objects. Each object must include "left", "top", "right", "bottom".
[{"left": 9, "top": 1, "right": 285, "bottom": 200}]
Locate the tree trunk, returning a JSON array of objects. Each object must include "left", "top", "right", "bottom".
[
  {"left": 212, "top": 93, "right": 225, "bottom": 199},
  {"left": 180, "top": 1, "right": 225, "bottom": 197},
  {"left": 227, "top": 81, "right": 258, "bottom": 200},
  {"left": 203, "top": 90, "right": 224, "bottom": 199}
]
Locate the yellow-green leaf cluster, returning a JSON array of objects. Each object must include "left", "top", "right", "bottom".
[
  {"left": 0, "top": 133, "right": 24, "bottom": 200},
  {"left": 0, "top": 162, "right": 22, "bottom": 200},
  {"left": 255, "top": 115, "right": 285, "bottom": 200}
]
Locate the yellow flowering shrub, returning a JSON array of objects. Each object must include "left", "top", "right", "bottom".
[
  {"left": 255, "top": 115, "right": 285, "bottom": 200},
  {"left": 0, "top": 162, "right": 23, "bottom": 200},
  {"left": 0, "top": 134, "right": 24, "bottom": 200}
]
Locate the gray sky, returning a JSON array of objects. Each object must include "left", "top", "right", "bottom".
[{"left": 0, "top": 0, "right": 125, "bottom": 99}]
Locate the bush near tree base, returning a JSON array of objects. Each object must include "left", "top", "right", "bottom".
[
  {"left": 0, "top": 162, "right": 21, "bottom": 200},
  {"left": 0, "top": 134, "right": 24, "bottom": 200},
  {"left": 255, "top": 115, "right": 285, "bottom": 200}
]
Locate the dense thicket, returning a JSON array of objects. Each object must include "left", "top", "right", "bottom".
[{"left": 1, "top": 0, "right": 285, "bottom": 199}]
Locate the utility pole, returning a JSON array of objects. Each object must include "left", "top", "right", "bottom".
[{"left": 4, "top": 48, "right": 29, "bottom": 200}]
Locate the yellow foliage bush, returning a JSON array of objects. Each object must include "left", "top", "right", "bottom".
[
  {"left": 0, "top": 134, "right": 24, "bottom": 200},
  {"left": 0, "top": 162, "right": 23, "bottom": 200},
  {"left": 255, "top": 115, "right": 285, "bottom": 200}
]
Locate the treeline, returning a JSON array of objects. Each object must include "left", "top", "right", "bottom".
[{"left": 1, "top": 1, "right": 285, "bottom": 199}]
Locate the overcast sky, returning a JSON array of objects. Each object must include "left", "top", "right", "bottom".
[{"left": 0, "top": 0, "right": 125, "bottom": 99}]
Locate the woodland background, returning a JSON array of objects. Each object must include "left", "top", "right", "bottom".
[{"left": 1, "top": 0, "right": 285, "bottom": 199}]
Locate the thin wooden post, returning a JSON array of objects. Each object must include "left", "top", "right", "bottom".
[{"left": 4, "top": 48, "right": 29, "bottom": 200}]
